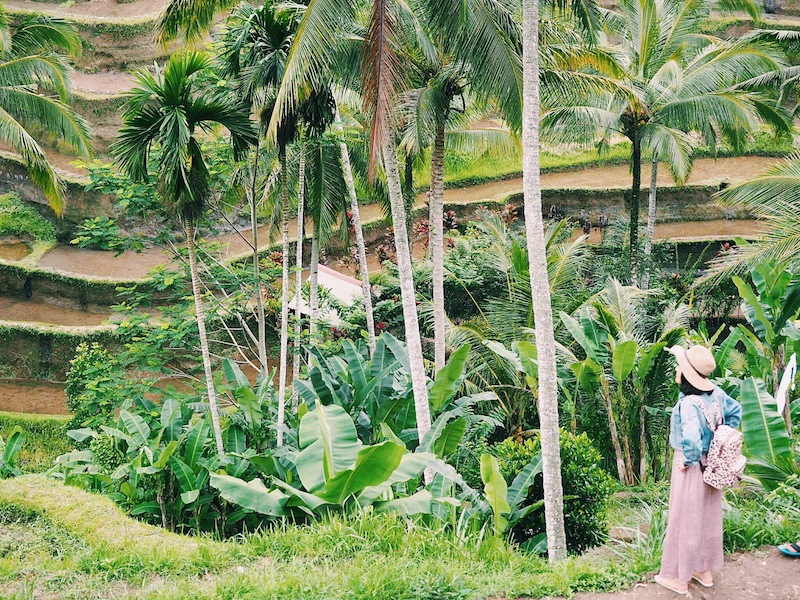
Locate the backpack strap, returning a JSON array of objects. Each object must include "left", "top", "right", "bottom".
[{"left": 691, "top": 395, "right": 722, "bottom": 432}]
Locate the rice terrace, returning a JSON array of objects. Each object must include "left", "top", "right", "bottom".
[{"left": 0, "top": 0, "right": 798, "bottom": 598}]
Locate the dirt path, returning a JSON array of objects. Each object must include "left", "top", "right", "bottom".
[
  {"left": 571, "top": 547, "right": 800, "bottom": 600},
  {"left": 72, "top": 71, "right": 135, "bottom": 96},
  {"left": 6, "top": 0, "right": 168, "bottom": 19},
  {"left": 0, "top": 297, "right": 111, "bottom": 326},
  {"left": 0, "top": 380, "right": 68, "bottom": 414},
  {"left": 440, "top": 156, "right": 779, "bottom": 206}
]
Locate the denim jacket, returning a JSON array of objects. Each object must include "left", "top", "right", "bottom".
[{"left": 668, "top": 385, "right": 742, "bottom": 466}]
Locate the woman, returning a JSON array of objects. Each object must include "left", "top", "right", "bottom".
[{"left": 655, "top": 345, "right": 742, "bottom": 595}]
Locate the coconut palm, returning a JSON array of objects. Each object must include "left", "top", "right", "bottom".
[
  {"left": 260, "top": 0, "right": 435, "bottom": 449},
  {"left": 0, "top": 10, "right": 91, "bottom": 214},
  {"left": 542, "top": 0, "right": 789, "bottom": 284},
  {"left": 112, "top": 51, "right": 256, "bottom": 455},
  {"left": 394, "top": 0, "right": 523, "bottom": 373}
]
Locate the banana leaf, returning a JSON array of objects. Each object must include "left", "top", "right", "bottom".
[
  {"left": 739, "top": 377, "right": 795, "bottom": 489},
  {"left": 209, "top": 473, "right": 288, "bottom": 516}
]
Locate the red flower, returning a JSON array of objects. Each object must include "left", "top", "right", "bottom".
[{"left": 376, "top": 322, "right": 387, "bottom": 330}]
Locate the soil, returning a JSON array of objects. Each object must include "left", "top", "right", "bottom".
[
  {"left": 0, "top": 380, "right": 68, "bottom": 414},
  {"left": 72, "top": 71, "right": 135, "bottom": 96},
  {"left": 0, "top": 296, "right": 111, "bottom": 326},
  {"left": 36, "top": 245, "right": 172, "bottom": 279},
  {"left": 5, "top": 0, "right": 168, "bottom": 19},
  {"left": 567, "top": 547, "right": 800, "bottom": 600}
]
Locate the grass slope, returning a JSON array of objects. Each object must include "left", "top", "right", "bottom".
[{"left": 0, "top": 476, "right": 645, "bottom": 600}]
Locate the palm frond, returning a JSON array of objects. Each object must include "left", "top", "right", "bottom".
[{"left": 157, "top": 0, "right": 239, "bottom": 43}]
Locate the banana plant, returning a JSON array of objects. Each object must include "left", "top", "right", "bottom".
[
  {"left": 293, "top": 334, "right": 415, "bottom": 443},
  {"left": 732, "top": 260, "right": 800, "bottom": 432},
  {"left": 0, "top": 427, "right": 25, "bottom": 478},
  {"left": 295, "top": 335, "right": 496, "bottom": 455},
  {"left": 210, "top": 404, "right": 437, "bottom": 518},
  {"left": 478, "top": 453, "right": 544, "bottom": 537},
  {"left": 739, "top": 377, "right": 798, "bottom": 492}
]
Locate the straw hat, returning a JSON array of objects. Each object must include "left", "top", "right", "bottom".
[{"left": 667, "top": 345, "right": 716, "bottom": 392}]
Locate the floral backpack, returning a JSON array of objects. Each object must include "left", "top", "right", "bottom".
[{"left": 692, "top": 391, "right": 746, "bottom": 490}]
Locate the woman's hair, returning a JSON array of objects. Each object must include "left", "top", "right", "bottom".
[{"left": 679, "top": 375, "right": 706, "bottom": 396}]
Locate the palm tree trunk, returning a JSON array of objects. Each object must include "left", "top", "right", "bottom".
[
  {"left": 185, "top": 221, "right": 224, "bottom": 455},
  {"left": 336, "top": 107, "right": 376, "bottom": 352},
  {"left": 382, "top": 132, "right": 432, "bottom": 456},
  {"left": 403, "top": 151, "right": 415, "bottom": 248},
  {"left": 629, "top": 130, "right": 642, "bottom": 286},
  {"left": 307, "top": 228, "right": 320, "bottom": 360},
  {"left": 249, "top": 145, "right": 268, "bottom": 376},
  {"left": 642, "top": 157, "right": 658, "bottom": 290},
  {"left": 293, "top": 146, "right": 306, "bottom": 385},
  {"left": 522, "top": 0, "right": 567, "bottom": 561},
  {"left": 277, "top": 147, "right": 290, "bottom": 447},
  {"left": 430, "top": 118, "right": 447, "bottom": 373}
]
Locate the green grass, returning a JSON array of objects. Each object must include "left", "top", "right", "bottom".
[
  {"left": 0, "top": 476, "right": 796, "bottom": 599},
  {"left": 0, "top": 476, "right": 642, "bottom": 600},
  {"left": 0, "top": 412, "right": 72, "bottom": 473},
  {"left": 414, "top": 130, "right": 795, "bottom": 190}
]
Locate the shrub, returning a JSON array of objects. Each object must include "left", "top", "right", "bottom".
[
  {"left": 65, "top": 343, "right": 134, "bottom": 429},
  {"left": 70, "top": 216, "right": 141, "bottom": 254},
  {"left": 492, "top": 430, "right": 616, "bottom": 554}
]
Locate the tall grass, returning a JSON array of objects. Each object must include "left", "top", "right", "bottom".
[{"left": 0, "top": 413, "right": 72, "bottom": 473}]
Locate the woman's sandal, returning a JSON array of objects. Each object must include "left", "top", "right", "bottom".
[
  {"left": 654, "top": 575, "right": 689, "bottom": 595},
  {"left": 778, "top": 542, "right": 800, "bottom": 557},
  {"left": 692, "top": 571, "right": 713, "bottom": 588}
]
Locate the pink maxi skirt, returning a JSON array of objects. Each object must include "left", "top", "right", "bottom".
[{"left": 658, "top": 451, "right": 724, "bottom": 583}]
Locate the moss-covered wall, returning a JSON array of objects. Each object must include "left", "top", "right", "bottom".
[
  {"left": 0, "top": 262, "right": 139, "bottom": 309},
  {"left": 0, "top": 155, "right": 115, "bottom": 240},
  {"left": 72, "top": 93, "right": 127, "bottom": 154},
  {"left": 0, "top": 323, "right": 119, "bottom": 379},
  {"left": 501, "top": 184, "right": 751, "bottom": 223}
]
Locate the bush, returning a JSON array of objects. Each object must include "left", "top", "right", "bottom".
[
  {"left": 65, "top": 343, "right": 135, "bottom": 429},
  {"left": 492, "top": 430, "right": 616, "bottom": 554},
  {"left": 70, "top": 216, "right": 141, "bottom": 254}
]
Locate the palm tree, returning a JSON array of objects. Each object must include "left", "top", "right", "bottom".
[
  {"left": 542, "top": 0, "right": 789, "bottom": 284},
  {"left": 560, "top": 281, "right": 688, "bottom": 483},
  {"left": 112, "top": 51, "right": 256, "bottom": 455},
  {"left": 262, "top": 0, "right": 435, "bottom": 449},
  {"left": 522, "top": 0, "right": 567, "bottom": 562},
  {"left": 397, "top": 0, "right": 523, "bottom": 373},
  {"left": 335, "top": 105, "right": 377, "bottom": 351},
  {"left": 0, "top": 10, "right": 91, "bottom": 214},
  {"left": 216, "top": 2, "right": 300, "bottom": 446},
  {"left": 445, "top": 214, "right": 590, "bottom": 435}
]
